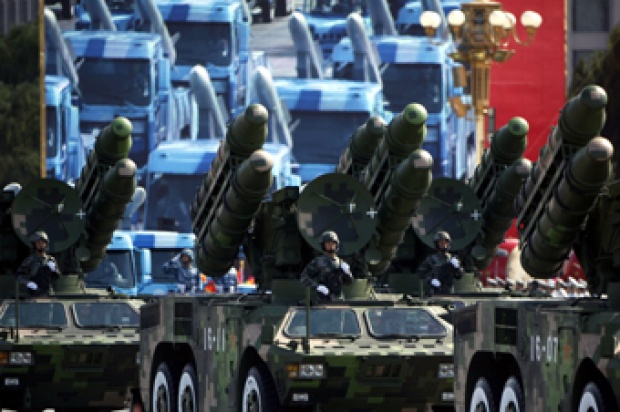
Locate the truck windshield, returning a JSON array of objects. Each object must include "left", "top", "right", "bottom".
[
  {"left": 73, "top": 302, "right": 140, "bottom": 328},
  {"left": 382, "top": 63, "right": 443, "bottom": 114},
  {"left": 0, "top": 302, "right": 67, "bottom": 328},
  {"left": 85, "top": 251, "right": 136, "bottom": 289},
  {"left": 46, "top": 106, "right": 59, "bottom": 157},
  {"left": 144, "top": 174, "right": 203, "bottom": 232},
  {"left": 166, "top": 22, "right": 232, "bottom": 67},
  {"left": 284, "top": 308, "right": 361, "bottom": 338},
  {"left": 365, "top": 308, "right": 447, "bottom": 338},
  {"left": 105, "top": 0, "right": 134, "bottom": 13},
  {"left": 305, "top": 0, "right": 365, "bottom": 16},
  {"left": 150, "top": 248, "right": 185, "bottom": 283},
  {"left": 289, "top": 110, "right": 370, "bottom": 165},
  {"left": 78, "top": 58, "right": 151, "bottom": 106}
]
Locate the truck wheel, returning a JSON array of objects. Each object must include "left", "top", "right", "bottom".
[
  {"left": 469, "top": 377, "right": 495, "bottom": 412},
  {"left": 177, "top": 364, "right": 197, "bottom": 412},
  {"left": 275, "top": 0, "right": 291, "bottom": 16},
  {"left": 242, "top": 365, "right": 279, "bottom": 412},
  {"left": 578, "top": 382, "right": 604, "bottom": 412},
  {"left": 261, "top": 0, "right": 274, "bottom": 23},
  {"left": 152, "top": 362, "right": 177, "bottom": 412},
  {"left": 61, "top": 0, "right": 73, "bottom": 19},
  {"left": 499, "top": 376, "right": 524, "bottom": 412}
]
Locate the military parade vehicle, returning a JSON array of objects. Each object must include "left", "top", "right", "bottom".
[
  {"left": 0, "top": 117, "right": 147, "bottom": 411},
  {"left": 452, "top": 84, "right": 620, "bottom": 411},
  {"left": 132, "top": 102, "right": 460, "bottom": 411}
]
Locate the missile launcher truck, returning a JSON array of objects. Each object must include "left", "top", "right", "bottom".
[
  {"left": 451, "top": 85, "right": 620, "bottom": 411},
  {"left": 132, "top": 102, "right": 460, "bottom": 411},
  {"left": 0, "top": 117, "right": 147, "bottom": 411}
]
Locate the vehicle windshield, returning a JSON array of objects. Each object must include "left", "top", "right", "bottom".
[
  {"left": 365, "top": 308, "right": 447, "bottom": 338},
  {"left": 284, "top": 308, "right": 361, "bottom": 338},
  {"left": 73, "top": 302, "right": 140, "bottom": 328},
  {"left": 144, "top": 174, "right": 203, "bottom": 231},
  {"left": 78, "top": 58, "right": 151, "bottom": 106},
  {"left": 166, "top": 22, "right": 232, "bottom": 67},
  {"left": 382, "top": 63, "right": 443, "bottom": 113},
  {"left": 305, "top": 0, "right": 365, "bottom": 16},
  {"left": 289, "top": 110, "right": 370, "bottom": 165},
  {"left": 150, "top": 248, "right": 185, "bottom": 283},
  {"left": 46, "top": 106, "right": 59, "bottom": 157},
  {"left": 105, "top": 0, "right": 134, "bottom": 13},
  {"left": 0, "top": 302, "right": 67, "bottom": 328},
  {"left": 85, "top": 251, "right": 136, "bottom": 289}
]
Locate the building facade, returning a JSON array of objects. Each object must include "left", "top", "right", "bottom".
[{"left": 0, "top": 0, "right": 39, "bottom": 35}]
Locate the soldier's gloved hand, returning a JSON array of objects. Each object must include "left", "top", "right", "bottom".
[
  {"left": 47, "top": 260, "right": 57, "bottom": 271},
  {"left": 431, "top": 279, "right": 441, "bottom": 288},
  {"left": 316, "top": 285, "right": 330, "bottom": 296},
  {"left": 449, "top": 257, "right": 460, "bottom": 269},
  {"left": 340, "top": 261, "right": 351, "bottom": 275},
  {"left": 27, "top": 281, "right": 38, "bottom": 290}
]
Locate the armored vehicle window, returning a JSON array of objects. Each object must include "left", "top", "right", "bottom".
[
  {"left": 166, "top": 22, "right": 232, "bottom": 67},
  {"left": 365, "top": 308, "right": 447, "bottom": 338},
  {"left": 85, "top": 251, "right": 136, "bottom": 289},
  {"left": 381, "top": 63, "right": 443, "bottom": 114},
  {"left": 73, "top": 302, "right": 140, "bottom": 328},
  {"left": 0, "top": 302, "right": 68, "bottom": 328},
  {"left": 284, "top": 308, "right": 361, "bottom": 338},
  {"left": 289, "top": 110, "right": 370, "bottom": 164}
]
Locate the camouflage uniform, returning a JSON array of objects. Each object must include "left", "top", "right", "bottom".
[
  {"left": 416, "top": 252, "right": 464, "bottom": 294},
  {"left": 162, "top": 249, "right": 199, "bottom": 292},
  {"left": 17, "top": 253, "right": 61, "bottom": 296},
  {"left": 300, "top": 254, "right": 353, "bottom": 300}
]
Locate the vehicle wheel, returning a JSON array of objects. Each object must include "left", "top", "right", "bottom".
[
  {"left": 578, "top": 382, "right": 605, "bottom": 412},
  {"left": 152, "top": 362, "right": 177, "bottom": 412},
  {"left": 242, "top": 365, "right": 280, "bottom": 412},
  {"left": 469, "top": 377, "right": 496, "bottom": 412},
  {"left": 261, "top": 0, "right": 274, "bottom": 23},
  {"left": 275, "top": 0, "right": 291, "bottom": 16},
  {"left": 177, "top": 364, "right": 198, "bottom": 412},
  {"left": 61, "top": 0, "right": 73, "bottom": 19},
  {"left": 499, "top": 376, "right": 524, "bottom": 412}
]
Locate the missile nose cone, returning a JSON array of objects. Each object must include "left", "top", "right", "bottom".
[
  {"left": 513, "top": 158, "right": 533, "bottom": 177},
  {"left": 111, "top": 116, "right": 132, "bottom": 138},
  {"left": 248, "top": 149, "right": 274, "bottom": 173},
  {"left": 587, "top": 136, "right": 614, "bottom": 162},
  {"left": 409, "top": 149, "right": 433, "bottom": 169},
  {"left": 246, "top": 103, "right": 269, "bottom": 125},
  {"left": 580, "top": 84, "right": 608, "bottom": 110},
  {"left": 114, "top": 158, "right": 137, "bottom": 177},
  {"left": 490, "top": 117, "right": 528, "bottom": 164},
  {"left": 402, "top": 103, "right": 428, "bottom": 125},
  {"left": 561, "top": 85, "right": 607, "bottom": 146},
  {"left": 227, "top": 104, "right": 269, "bottom": 156},
  {"left": 507, "top": 116, "right": 529, "bottom": 136}
]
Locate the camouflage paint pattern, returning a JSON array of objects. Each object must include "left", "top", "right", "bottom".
[{"left": 138, "top": 294, "right": 455, "bottom": 411}]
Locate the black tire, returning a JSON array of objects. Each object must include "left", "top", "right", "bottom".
[
  {"left": 499, "top": 376, "right": 524, "bottom": 412},
  {"left": 275, "top": 0, "right": 290, "bottom": 17},
  {"left": 242, "top": 365, "right": 280, "bottom": 412},
  {"left": 177, "top": 364, "right": 198, "bottom": 412},
  {"left": 152, "top": 362, "right": 177, "bottom": 412},
  {"left": 261, "top": 0, "right": 274, "bottom": 23},
  {"left": 469, "top": 377, "right": 496, "bottom": 412},
  {"left": 578, "top": 382, "right": 605, "bottom": 412},
  {"left": 61, "top": 0, "right": 73, "bottom": 19}
]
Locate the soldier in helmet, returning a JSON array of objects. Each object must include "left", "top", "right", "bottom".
[
  {"left": 416, "top": 231, "right": 464, "bottom": 295},
  {"left": 162, "top": 248, "right": 199, "bottom": 293},
  {"left": 17, "top": 231, "right": 61, "bottom": 296},
  {"left": 300, "top": 231, "right": 353, "bottom": 301}
]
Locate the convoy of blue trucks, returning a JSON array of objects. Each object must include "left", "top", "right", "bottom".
[{"left": 44, "top": 0, "right": 477, "bottom": 295}]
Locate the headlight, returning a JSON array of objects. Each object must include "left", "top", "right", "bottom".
[
  {"left": 9, "top": 352, "right": 33, "bottom": 365},
  {"left": 438, "top": 363, "right": 454, "bottom": 378},
  {"left": 287, "top": 363, "right": 326, "bottom": 379}
]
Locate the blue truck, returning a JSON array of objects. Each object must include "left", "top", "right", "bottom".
[{"left": 331, "top": 1, "right": 476, "bottom": 179}]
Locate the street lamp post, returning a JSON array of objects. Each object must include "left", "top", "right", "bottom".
[{"left": 421, "top": 1, "right": 542, "bottom": 164}]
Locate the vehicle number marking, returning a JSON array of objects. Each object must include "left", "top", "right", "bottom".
[
  {"left": 530, "top": 335, "right": 559, "bottom": 362},
  {"left": 205, "top": 327, "right": 227, "bottom": 352}
]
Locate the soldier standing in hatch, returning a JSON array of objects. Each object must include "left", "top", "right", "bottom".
[
  {"left": 417, "top": 231, "right": 464, "bottom": 295},
  {"left": 17, "top": 231, "right": 61, "bottom": 296},
  {"left": 300, "top": 231, "right": 353, "bottom": 301},
  {"left": 163, "top": 248, "right": 199, "bottom": 293}
]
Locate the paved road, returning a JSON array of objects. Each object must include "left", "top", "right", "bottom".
[{"left": 250, "top": 14, "right": 298, "bottom": 78}]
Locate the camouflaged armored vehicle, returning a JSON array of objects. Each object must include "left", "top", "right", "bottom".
[
  {"left": 452, "top": 85, "right": 620, "bottom": 411},
  {"left": 0, "top": 117, "right": 147, "bottom": 411},
  {"left": 133, "top": 103, "right": 460, "bottom": 411}
]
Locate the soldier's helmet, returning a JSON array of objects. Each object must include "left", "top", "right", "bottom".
[
  {"left": 180, "top": 248, "right": 194, "bottom": 261},
  {"left": 321, "top": 231, "right": 340, "bottom": 245},
  {"left": 30, "top": 231, "right": 49, "bottom": 244},
  {"left": 433, "top": 231, "right": 451, "bottom": 243}
]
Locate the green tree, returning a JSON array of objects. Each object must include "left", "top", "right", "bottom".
[
  {"left": 568, "top": 24, "right": 620, "bottom": 178},
  {"left": 0, "top": 21, "right": 40, "bottom": 188}
]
